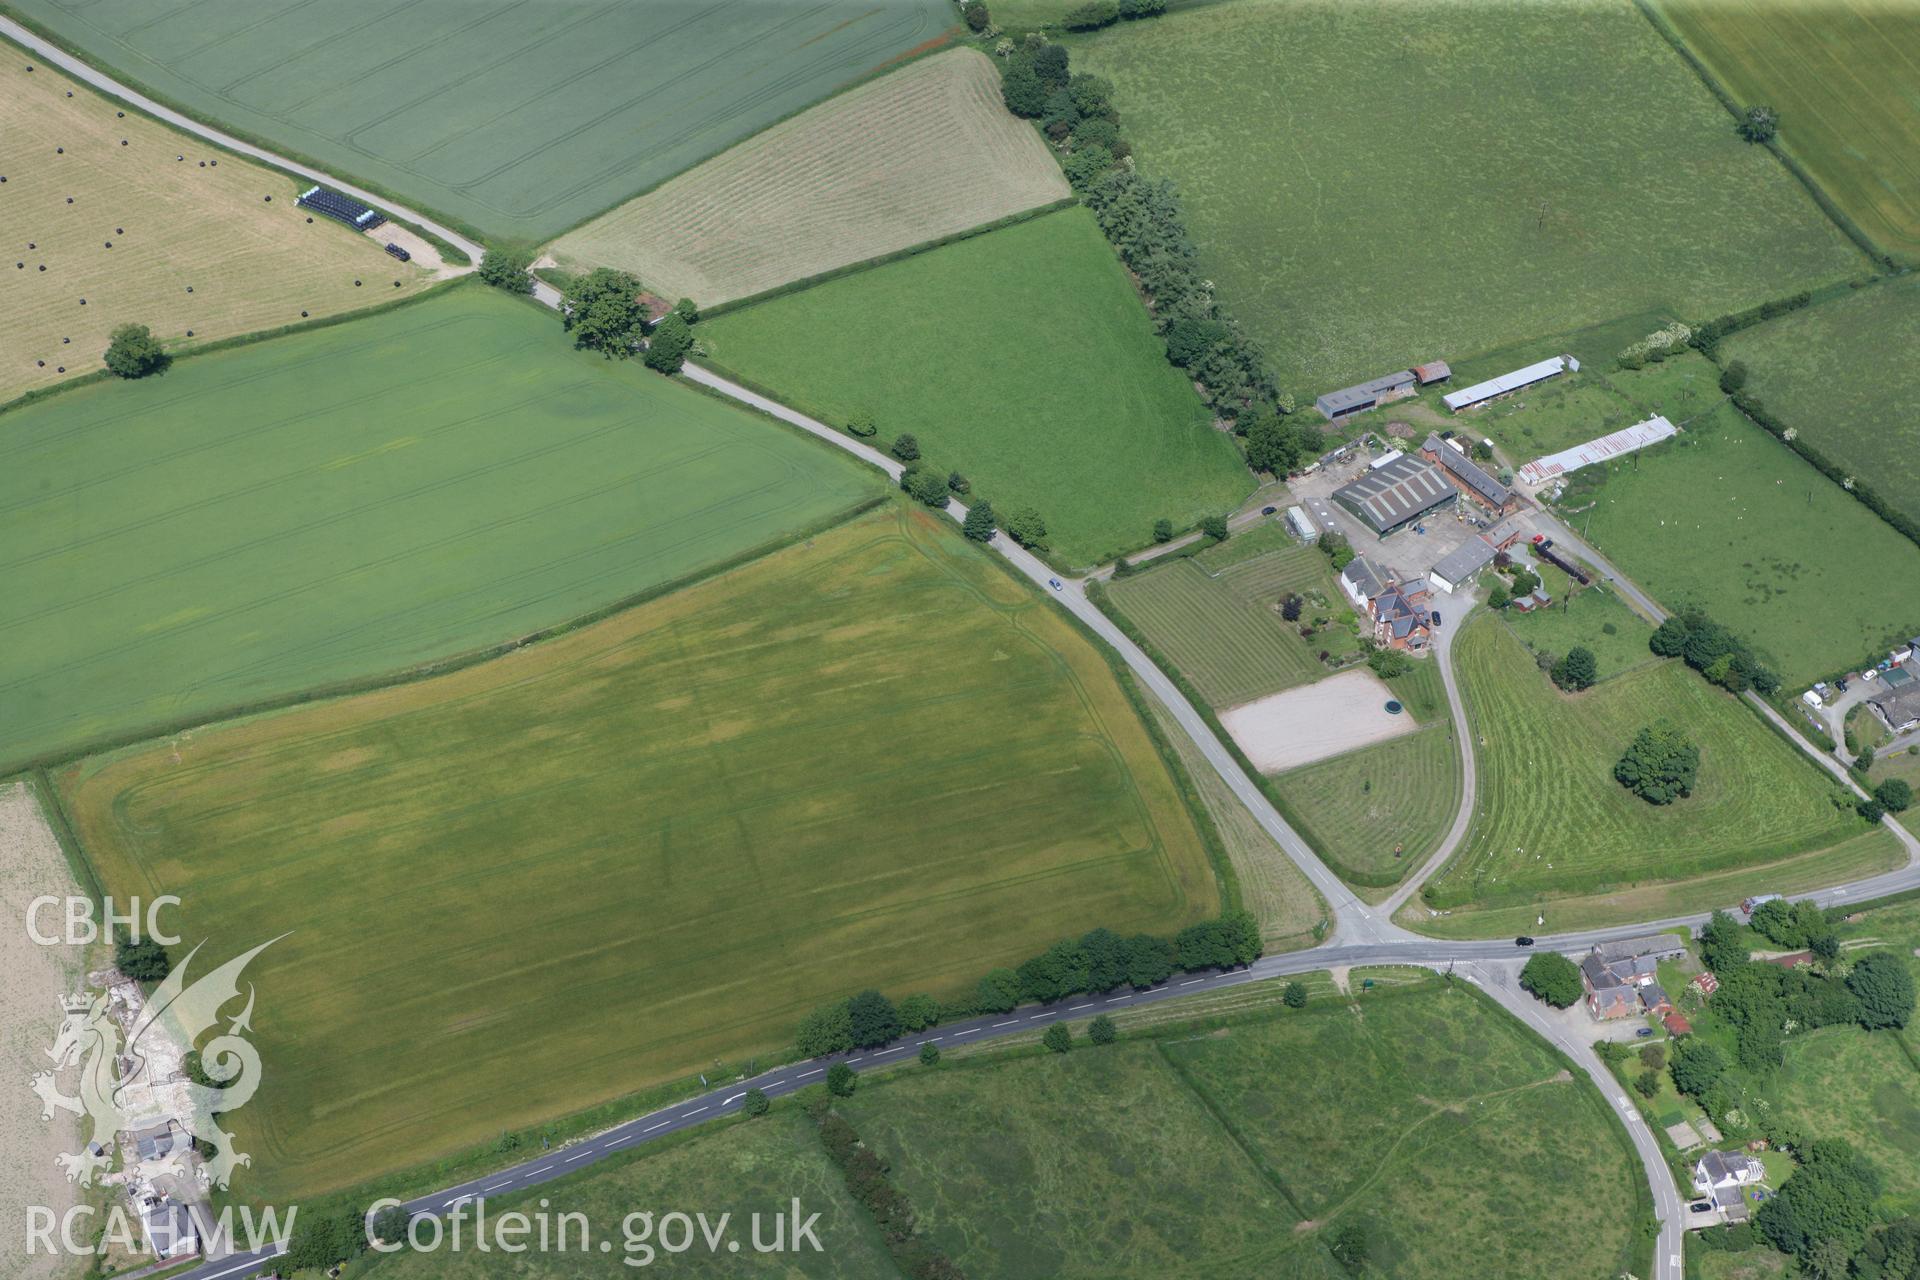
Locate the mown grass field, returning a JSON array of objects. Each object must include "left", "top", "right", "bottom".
[
  {"left": 550, "top": 50, "right": 1066, "bottom": 309},
  {"left": 0, "top": 54, "right": 430, "bottom": 404},
  {"left": 58, "top": 504, "right": 1218, "bottom": 1201},
  {"left": 1653, "top": 0, "right": 1920, "bottom": 263},
  {"left": 1721, "top": 279, "right": 1920, "bottom": 535},
  {"left": 376, "top": 1111, "right": 895, "bottom": 1278},
  {"left": 1428, "top": 617, "right": 1867, "bottom": 913},
  {"left": 842, "top": 975, "right": 1641, "bottom": 1280},
  {"left": 1502, "top": 573, "right": 1659, "bottom": 686},
  {"left": 5, "top": 0, "right": 953, "bottom": 242},
  {"left": 699, "top": 207, "right": 1252, "bottom": 566},
  {"left": 0, "top": 286, "right": 878, "bottom": 770},
  {"left": 1271, "top": 725, "right": 1461, "bottom": 889},
  {"left": 1066, "top": 0, "right": 1865, "bottom": 392},
  {"left": 1577, "top": 402, "right": 1920, "bottom": 686},
  {"left": 1106, "top": 538, "right": 1357, "bottom": 707}
]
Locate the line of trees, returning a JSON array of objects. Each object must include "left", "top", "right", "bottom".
[
  {"left": 810, "top": 1099, "right": 962, "bottom": 1280},
  {"left": 795, "top": 912, "right": 1261, "bottom": 1056},
  {"left": 995, "top": 36, "right": 1287, "bottom": 436},
  {"left": 1648, "top": 608, "right": 1781, "bottom": 695}
]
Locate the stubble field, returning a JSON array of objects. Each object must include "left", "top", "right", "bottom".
[
  {"left": 0, "top": 285, "right": 878, "bottom": 770},
  {"left": 58, "top": 504, "right": 1219, "bottom": 1202},
  {"left": 0, "top": 53, "right": 429, "bottom": 404},
  {"left": 1066, "top": 0, "right": 1866, "bottom": 392},
  {"left": 5, "top": 0, "right": 955, "bottom": 242},
  {"left": 549, "top": 49, "right": 1067, "bottom": 309}
]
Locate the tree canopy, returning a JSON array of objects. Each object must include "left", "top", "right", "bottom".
[
  {"left": 104, "top": 323, "right": 168, "bottom": 378},
  {"left": 643, "top": 310, "right": 693, "bottom": 373},
  {"left": 1615, "top": 721, "right": 1699, "bottom": 804},
  {"left": 562, "top": 268, "right": 647, "bottom": 356},
  {"left": 1519, "top": 952, "right": 1583, "bottom": 1008},
  {"left": 1847, "top": 952, "right": 1915, "bottom": 1030},
  {"left": 1551, "top": 645, "right": 1598, "bottom": 692}
]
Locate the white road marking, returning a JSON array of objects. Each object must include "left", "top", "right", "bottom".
[
  {"left": 200, "top": 1259, "right": 276, "bottom": 1280},
  {"left": 1068, "top": 1004, "right": 1093, "bottom": 1012},
  {"left": 723, "top": 1093, "right": 744, "bottom": 1104},
  {"left": 485, "top": 1181, "right": 513, "bottom": 1191},
  {"left": 847, "top": 1057, "right": 863, "bottom": 1064},
  {"left": 642, "top": 1121, "right": 671, "bottom": 1133},
  {"left": 443, "top": 1195, "right": 470, "bottom": 1208},
  {"left": 925, "top": 1036, "right": 943, "bottom": 1042},
  {"left": 529, "top": 1166, "right": 553, "bottom": 1176},
  {"left": 608, "top": 1135, "right": 635, "bottom": 1148},
  {"left": 1104, "top": 996, "right": 1128, "bottom": 1003},
  {"left": 992, "top": 1020, "right": 1019, "bottom": 1028},
  {"left": 683, "top": 1106, "right": 708, "bottom": 1118},
  {"left": 798, "top": 1068, "right": 823, "bottom": 1078},
  {"left": 1179, "top": 979, "right": 1204, "bottom": 986},
  {"left": 564, "top": 1151, "right": 592, "bottom": 1163},
  {"left": 874, "top": 1046, "right": 906, "bottom": 1055},
  {"left": 1027, "top": 1014, "right": 1048, "bottom": 1021}
]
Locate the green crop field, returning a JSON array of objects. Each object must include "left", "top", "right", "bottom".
[
  {"left": 376, "top": 1111, "right": 896, "bottom": 1278},
  {"left": 57, "top": 504, "right": 1218, "bottom": 1201},
  {"left": 1106, "top": 541, "right": 1357, "bottom": 707},
  {"left": 5, "top": 0, "right": 953, "bottom": 242},
  {"left": 1721, "top": 279, "right": 1920, "bottom": 536},
  {"left": 839, "top": 975, "right": 1642, "bottom": 1279},
  {"left": 0, "top": 54, "right": 432, "bottom": 405},
  {"left": 698, "top": 207, "right": 1252, "bottom": 567},
  {"left": 1427, "top": 617, "right": 1867, "bottom": 914},
  {"left": 1653, "top": 0, "right": 1920, "bottom": 263},
  {"left": 1066, "top": 0, "right": 1865, "bottom": 392},
  {"left": 1575, "top": 402, "right": 1920, "bottom": 686},
  {"left": 0, "top": 285, "right": 878, "bottom": 770},
  {"left": 1271, "top": 725, "right": 1461, "bottom": 889},
  {"left": 550, "top": 50, "right": 1066, "bottom": 309}
]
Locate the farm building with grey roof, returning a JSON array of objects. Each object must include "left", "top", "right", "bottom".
[
  {"left": 1331, "top": 454, "right": 1456, "bottom": 536},
  {"left": 1421, "top": 434, "right": 1516, "bottom": 513}
]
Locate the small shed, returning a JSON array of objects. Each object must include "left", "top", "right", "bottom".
[{"left": 1412, "top": 360, "right": 1452, "bottom": 385}]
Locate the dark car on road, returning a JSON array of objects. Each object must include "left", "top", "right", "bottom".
[
  {"left": 1514, "top": 935, "right": 1534, "bottom": 947},
  {"left": 1431, "top": 610, "right": 1442, "bottom": 628},
  {"left": 1261, "top": 505, "right": 1277, "bottom": 515}
]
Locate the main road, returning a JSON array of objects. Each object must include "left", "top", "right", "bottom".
[{"left": 21, "top": 28, "right": 1919, "bottom": 1280}]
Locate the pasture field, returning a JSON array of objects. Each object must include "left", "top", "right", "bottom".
[
  {"left": 1270, "top": 725, "right": 1461, "bottom": 890},
  {"left": 842, "top": 975, "right": 1641, "bottom": 1280},
  {"left": 4, "top": 0, "right": 953, "bottom": 242},
  {"left": 0, "top": 285, "right": 878, "bottom": 770},
  {"left": 1066, "top": 0, "right": 1865, "bottom": 391},
  {"left": 1426, "top": 618, "right": 1867, "bottom": 913},
  {"left": 1652, "top": 0, "right": 1920, "bottom": 263},
  {"left": 377, "top": 1111, "right": 895, "bottom": 1278},
  {"left": 698, "top": 207, "right": 1252, "bottom": 566},
  {"left": 1476, "top": 350, "right": 1725, "bottom": 463},
  {"left": 57, "top": 504, "right": 1218, "bottom": 1202},
  {"left": 549, "top": 50, "right": 1066, "bottom": 309},
  {"left": 1721, "top": 279, "right": 1920, "bottom": 535},
  {"left": 1773, "top": 1024, "right": 1920, "bottom": 1212},
  {"left": 1140, "top": 691, "right": 1326, "bottom": 949},
  {"left": 0, "top": 54, "right": 430, "bottom": 404},
  {"left": 1106, "top": 542, "right": 1357, "bottom": 708},
  {"left": 1576, "top": 402, "right": 1920, "bottom": 686}
]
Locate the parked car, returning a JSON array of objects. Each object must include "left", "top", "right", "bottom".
[
  {"left": 1690, "top": 1202, "right": 1714, "bottom": 1215},
  {"left": 1431, "top": 610, "right": 1442, "bottom": 628},
  {"left": 1514, "top": 936, "right": 1535, "bottom": 947},
  {"left": 1635, "top": 1027, "right": 1654, "bottom": 1038},
  {"left": 1048, "top": 578, "right": 1063, "bottom": 592},
  {"left": 383, "top": 242, "right": 411, "bottom": 262},
  {"left": 1261, "top": 505, "right": 1277, "bottom": 515}
]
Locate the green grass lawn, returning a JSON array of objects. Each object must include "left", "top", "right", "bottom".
[
  {"left": 57, "top": 504, "right": 1218, "bottom": 1202},
  {"left": 697, "top": 206, "right": 1252, "bottom": 567},
  {"left": 1427, "top": 616, "right": 1867, "bottom": 912},
  {"left": 0, "top": 285, "right": 879, "bottom": 770},
  {"left": 1575, "top": 402, "right": 1920, "bottom": 686},
  {"left": 1270, "top": 725, "right": 1461, "bottom": 890},
  {"left": 1652, "top": 0, "right": 1920, "bottom": 264},
  {"left": 3, "top": 0, "right": 953, "bottom": 242},
  {"left": 373, "top": 1112, "right": 896, "bottom": 1277},
  {"left": 1501, "top": 574, "right": 1658, "bottom": 686},
  {"left": 1721, "top": 279, "right": 1920, "bottom": 537},
  {"left": 835, "top": 975, "right": 1641, "bottom": 1279},
  {"left": 1066, "top": 0, "right": 1866, "bottom": 394},
  {"left": 1106, "top": 542, "right": 1359, "bottom": 707}
]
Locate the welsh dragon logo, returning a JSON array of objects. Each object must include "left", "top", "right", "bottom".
[{"left": 32, "top": 936, "right": 283, "bottom": 1189}]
